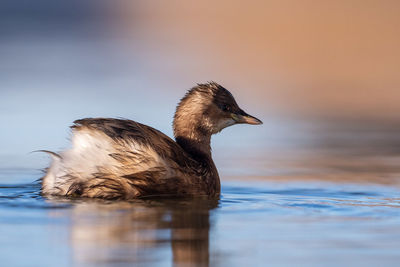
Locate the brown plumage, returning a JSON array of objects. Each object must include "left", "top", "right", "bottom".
[{"left": 41, "top": 82, "right": 262, "bottom": 199}]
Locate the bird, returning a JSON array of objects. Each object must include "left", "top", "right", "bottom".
[{"left": 41, "top": 82, "right": 262, "bottom": 199}]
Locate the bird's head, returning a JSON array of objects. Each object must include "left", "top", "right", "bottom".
[{"left": 173, "top": 82, "right": 262, "bottom": 141}]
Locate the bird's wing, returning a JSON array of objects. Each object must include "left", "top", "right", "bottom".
[{"left": 43, "top": 118, "right": 200, "bottom": 199}]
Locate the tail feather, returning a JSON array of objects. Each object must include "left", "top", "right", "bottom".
[{"left": 31, "top": 150, "right": 62, "bottom": 160}]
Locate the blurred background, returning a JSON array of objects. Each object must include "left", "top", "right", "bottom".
[
  {"left": 1, "top": 0, "right": 400, "bottom": 175},
  {"left": 2, "top": 2, "right": 400, "bottom": 266}
]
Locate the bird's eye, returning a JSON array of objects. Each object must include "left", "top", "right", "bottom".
[{"left": 222, "top": 104, "right": 230, "bottom": 112}]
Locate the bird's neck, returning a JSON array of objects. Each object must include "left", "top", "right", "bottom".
[
  {"left": 174, "top": 126, "right": 220, "bottom": 197},
  {"left": 173, "top": 111, "right": 213, "bottom": 159},
  {"left": 175, "top": 133, "right": 212, "bottom": 160}
]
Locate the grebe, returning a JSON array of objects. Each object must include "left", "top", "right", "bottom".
[{"left": 41, "top": 82, "right": 262, "bottom": 199}]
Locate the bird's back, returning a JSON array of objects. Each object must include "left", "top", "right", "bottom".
[{"left": 42, "top": 118, "right": 211, "bottom": 199}]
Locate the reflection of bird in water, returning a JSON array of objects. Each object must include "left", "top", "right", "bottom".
[
  {"left": 67, "top": 199, "right": 218, "bottom": 266},
  {"left": 41, "top": 82, "right": 262, "bottom": 199}
]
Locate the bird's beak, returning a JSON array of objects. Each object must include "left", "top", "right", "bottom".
[{"left": 231, "top": 109, "right": 263, "bottom": 125}]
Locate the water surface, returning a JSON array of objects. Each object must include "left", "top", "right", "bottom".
[{"left": 1, "top": 162, "right": 400, "bottom": 266}]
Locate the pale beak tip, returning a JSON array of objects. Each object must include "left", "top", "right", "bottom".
[
  {"left": 231, "top": 110, "right": 263, "bottom": 125},
  {"left": 247, "top": 117, "right": 263, "bottom": 125}
]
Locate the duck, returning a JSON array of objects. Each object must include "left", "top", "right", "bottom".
[{"left": 41, "top": 82, "right": 262, "bottom": 199}]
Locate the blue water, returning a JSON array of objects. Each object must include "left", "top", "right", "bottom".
[{"left": 1, "top": 168, "right": 400, "bottom": 267}]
